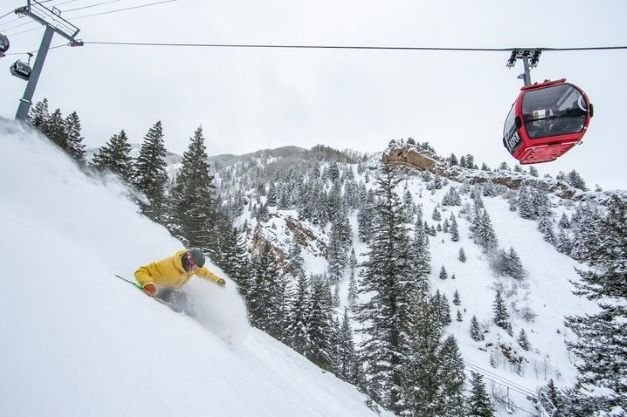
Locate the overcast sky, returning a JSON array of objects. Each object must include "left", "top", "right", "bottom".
[{"left": 1, "top": 0, "right": 626, "bottom": 190}]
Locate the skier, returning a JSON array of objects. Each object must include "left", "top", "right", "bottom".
[{"left": 135, "top": 248, "right": 226, "bottom": 312}]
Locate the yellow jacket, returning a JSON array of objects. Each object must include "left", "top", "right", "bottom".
[{"left": 134, "top": 250, "right": 222, "bottom": 288}]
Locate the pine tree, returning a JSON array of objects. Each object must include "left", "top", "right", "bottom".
[
  {"left": 470, "top": 315, "right": 484, "bottom": 341},
  {"left": 453, "top": 290, "right": 461, "bottom": 306},
  {"left": 450, "top": 215, "right": 460, "bottom": 242},
  {"left": 134, "top": 121, "right": 169, "bottom": 223},
  {"left": 91, "top": 130, "right": 134, "bottom": 183},
  {"left": 28, "top": 98, "right": 49, "bottom": 133},
  {"left": 336, "top": 308, "right": 356, "bottom": 383},
  {"left": 564, "top": 195, "right": 626, "bottom": 414},
  {"left": 347, "top": 269, "right": 358, "bottom": 309},
  {"left": 517, "top": 329, "right": 530, "bottom": 351},
  {"left": 439, "top": 265, "right": 448, "bottom": 280},
  {"left": 435, "top": 336, "right": 466, "bottom": 417},
  {"left": 432, "top": 207, "right": 442, "bottom": 221},
  {"left": 567, "top": 169, "right": 587, "bottom": 191},
  {"left": 467, "top": 372, "right": 495, "bottom": 417},
  {"left": 285, "top": 273, "right": 311, "bottom": 355},
  {"left": 456, "top": 310, "right": 463, "bottom": 322},
  {"left": 308, "top": 277, "right": 335, "bottom": 370},
  {"left": 505, "top": 247, "right": 526, "bottom": 280},
  {"left": 47, "top": 108, "right": 67, "bottom": 151},
  {"left": 249, "top": 243, "right": 286, "bottom": 339},
  {"left": 493, "top": 289, "right": 512, "bottom": 334},
  {"left": 546, "top": 379, "right": 564, "bottom": 414},
  {"left": 356, "top": 164, "right": 421, "bottom": 414},
  {"left": 403, "top": 284, "right": 443, "bottom": 417},
  {"left": 538, "top": 215, "right": 556, "bottom": 245},
  {"left": 287, "top": 234, "right": 305, "bottom": 278},
  {"left": 474, "top": 209, "right": 498, "bottom": 253},
  {"left": 458, "top": 247, "right": 467, "bottom": 263},
  {"left": 64, "top": 111, "right": 86, "bottom": 164},
  {"left": 168, "top": 126, "right": 216, "bottom": 250}
]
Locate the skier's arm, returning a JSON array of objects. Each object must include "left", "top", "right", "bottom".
[
  {"left": 196, "top": 267, "right": 226, "bottom": 286},
  {"left": 134, "top": 264, "right": 155, "bottom": 287}
]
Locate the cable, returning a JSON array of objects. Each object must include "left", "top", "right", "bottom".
[
  {"left": 67, "top": 0, "right": 177, "bottom": 19},
  {"left": 464, "top": 360, "right": 537, "bottom": 397},
  {"left": 4, "top": 42, "right": 67, "bottom": 56},
  {"left": 62, "top": 0, "right": 125, "bottom": 13},
  {"left": 0, "top": 10, "right": 15, "bottom": 20},
  {"left": 81, "top": 40, "right": 627, "bottom": 53}
]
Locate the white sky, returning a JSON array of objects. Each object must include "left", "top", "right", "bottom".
[{"left": 1, "top": 0, "right": 626, "bottom": 190}]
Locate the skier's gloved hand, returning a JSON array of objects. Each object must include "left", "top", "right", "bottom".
[
  {"left": 216, "top": 278, "right": 226, "bottom": 287},
  {"left": 143, "top": 283, "right": 157, "bottom": 297}
]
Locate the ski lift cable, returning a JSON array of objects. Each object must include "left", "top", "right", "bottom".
[
  {"left": 80, "top": 40, "right": 627, "bottom": 53},
  {"left": 464, "top": 360, "right": 537, "bottom": 396},
  {"left": 61, "top": 0, "right": 126, "bottom": 13},
  {"left": 66, "top": 0, "right": 177, "bottom": 19},
  {"left": 1, "top": 0, "right": 171, "bottom": 36},
  {"left": 463, "top": 361, "right": 537, "bottom": 397},
  {"left": 462, "top": 370, "right": 538, "bottom": 416},
  {"left": 4, "top": 42, "right": 67, "bottom": 55}
]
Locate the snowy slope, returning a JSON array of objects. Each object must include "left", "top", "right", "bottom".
[{"left": 0, "top": 119, "right": 390, "bottom": 417}]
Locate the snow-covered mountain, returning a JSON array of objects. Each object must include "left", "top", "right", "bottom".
[{"left": 0, "top": 119, "right": 392, "bottom": 417}]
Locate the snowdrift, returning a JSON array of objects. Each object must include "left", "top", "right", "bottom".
[{"left": 0, "top": 119, "right": 388, "bottom": 417}]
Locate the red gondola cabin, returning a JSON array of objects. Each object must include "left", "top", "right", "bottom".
[{"left": 503, "top": 79, "right": 593, "bottom": 164}]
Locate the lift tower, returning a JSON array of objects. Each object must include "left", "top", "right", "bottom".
[{"left": 13, "top": 0, "right": 82, "bottom": 121}]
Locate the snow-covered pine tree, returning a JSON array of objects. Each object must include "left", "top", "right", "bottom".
[
  {"left": 432, "top": 207, "right": 442, "bottom": 221},
  {"left": 439, "top": 266, "right": 448, "bottom": 280},
  {"left": 356, "top": 164, "right": 418, "bottom": 414},
  {"left": 470, "top": 315, "right": 484, "bottom": 341},
  {"left": 453, "top": 290, "right": 461, "bottom": 306},
  {"left": 505, "top": 247, "right": 526, "bottom": 280},
  {"left": 285, "top": 273, "right": 311, "bottom": 356},
  {"left": 347, "top": 269, "right": 358, "bottom": 309},
  {"left": 46, "top": 108, "right": 67, "bottom": 152},
  {"left": 91, "top": 130, "right": 134, "bottom": 183},
  {"left": 435, "top": 336, "right": 466, "bottom": 417},
  {"left": 546, "top": 379, "right": 564, "bottom": 414},
  {"left": 287, "top": 234, "right": 305, "bottom": 278},
  {"left": 458, "top": 247, "right": 467, "bottom": 263},
  {"left": 27, "top": 98, "right": 49, "bottom": 133},
  {"left": 474, "top": 209, "right": 498, "bottom": 253},
  {"left": 538, "top": 214, "right": 557, "bottom": 245},
  {"left": 308, "top": 276, "right": 335, "bottom": 371},
  {"left": 134, "top": 121, "right": 169, "bottom": 223},
  {"left": 450, "top": 215, "right": 460, "bottom": 242},
  {"left": 403, "top": 282, "right": 443, "bottom": 417},
  {"left": 63, "top": 111, "right": 86, "bottom": 164},
  {"left": 566, "top": 169, "right": 587, "bottom": 191},
  {"left": 168, "top": 126, "right": 216, "bottom": 250},
  {"left": 249, "top": 242, "right": 287, "bottom": 340},
  {"left": 467, "top": 372, "right": 495, "bottom": 417},
  {"left": 218, "top": 226, "right": 250, "bottom": 297},
  {"left": 336, "top": 308, "right": 357, "bottom": 383},
  {"left": 528, "top": 165, "right": 539, "bottom": 177},
  {"left": 414, "top": 218, "right": 432, "bottom": 278},
  {"left": 564, "top": 195, "right": 626, "bottom": 415},
  {"left": 517, "top": 329, "right": 530, "bottom": 351},
  {"left": 493, "top": 289, "right": 512, "bottom": 334}
]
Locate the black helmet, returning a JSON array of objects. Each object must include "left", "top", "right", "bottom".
[{"left": 188, "top": 248, "right": 205, "bottom": 267}]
